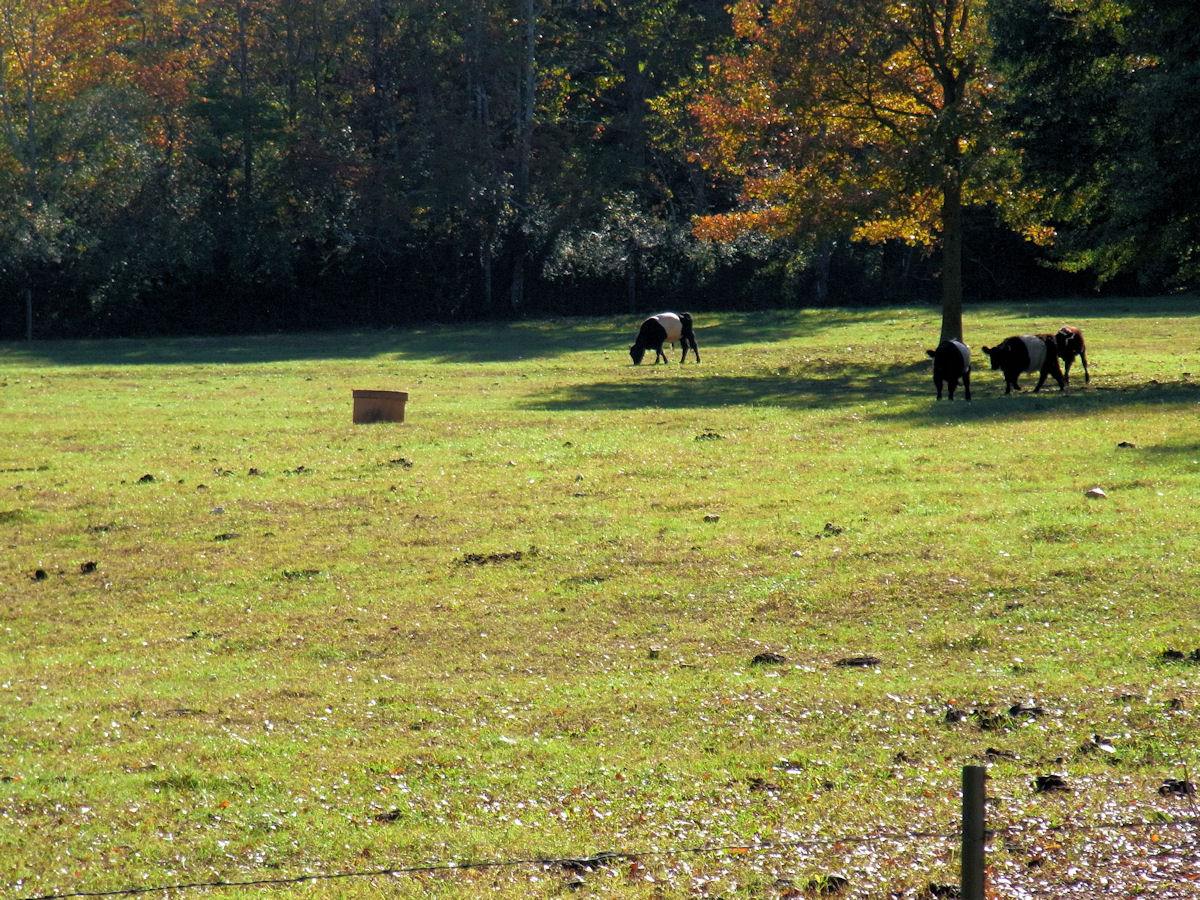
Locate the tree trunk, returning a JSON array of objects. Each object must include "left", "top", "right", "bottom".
[
  {"left": 622, "top": 29, "right": 647, "bottom": 174},
  {"left": 936, "top": 3, "right": 969, "bottom": 345},
  {"left": 235, "top": 3, "right": 254, "bottom": 204},
  {"left": 626, "top": 239, "right": 639, "bottom": 314},
  {"left": 812, "top": 240, "right": 834, "bottom": 305},
  {"left": 940, "top": 171, "right": 964, "bottom": 343},
  {"left": 510, "top": 0, "right": 536, "bottom": 312},
  {"left": 509, "top": 252, "right": 525, "bottom": 312}
]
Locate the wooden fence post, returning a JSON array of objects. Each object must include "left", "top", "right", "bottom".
[{"left": 962, "top": 765, "right": 986, "bottom": 900}]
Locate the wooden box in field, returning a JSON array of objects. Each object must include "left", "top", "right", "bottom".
[{"left": 352, "top": 389, "right": 408, "bottom": 424}]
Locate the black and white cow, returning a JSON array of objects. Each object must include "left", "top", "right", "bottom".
[
  {"left": 629, "top": 312, "right": 699, "bottom": 365},
  {"left": 926, "top": 338, "right": 971, "bottom": 400},
  {"left": 1055, "top": 325, "right": 1090, "bottom": 387},
  {"left": 981, "top": 334, "right": 1066, "bottom": 394}
]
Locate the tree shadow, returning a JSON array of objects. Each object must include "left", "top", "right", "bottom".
[
  {"left": 883, "top": 375, "right": 1200, "bottom": 424},
  {"left": 983, "top": 295, "right": 1200, "bottom": 322},
  {"left": 1, "top": 322, "right": 620, "bottom": 367},
  {"left": 1134, "top": 435, "right": 1200, "bottom": 460},
  {"left": 529, "top": 359, "right": 1200, "bottom": 419},
  {"left": 0, "top": 307, "right": 932, "bottom": 367},
  {"left": 529, "top": 359, "right": 931, "bottom": 412},
  {"left": 3, "top": 297, "right": 1195, "bottom": 368}
]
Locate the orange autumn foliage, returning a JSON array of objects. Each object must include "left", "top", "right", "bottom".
[{"left": 689, "top": 0, "right": 1005, "bottom": 248}]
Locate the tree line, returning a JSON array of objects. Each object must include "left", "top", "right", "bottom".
[{"left": 0, "top": 0, "right": 1194, "bottom": 340}]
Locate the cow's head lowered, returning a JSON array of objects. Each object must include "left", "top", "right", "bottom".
[{"left": 629, "top": 312, "right": 699, "bottom": 365}]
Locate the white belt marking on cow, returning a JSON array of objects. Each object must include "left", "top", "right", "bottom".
[
  {"left": 1018, "top": 335, "right": 1046, "bottom": 373},
  {"left": 951, "top": 339, "right": 970, "bottom": 371},
  {"left": 653, "top": 313, "right": 683, "bottom": 344}
]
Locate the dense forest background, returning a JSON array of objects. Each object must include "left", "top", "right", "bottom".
[{"left": 0, "top": 0, "right": 1195, "bottom": 340}]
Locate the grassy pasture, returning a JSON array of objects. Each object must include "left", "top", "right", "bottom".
[{"left": 2, "top": 297, "right": 1199, "bottom": 899}]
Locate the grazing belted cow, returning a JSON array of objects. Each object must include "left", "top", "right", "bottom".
[
  {"left": 1055, "top": 325, "right": 1090, "bottom": 387},
  {"left": 629, "top": 312, "right": 699, "bottom": 365},
  {"left": 981, "top": 334, "right": 1066, "bottom": 394},
  {"left": 926, "top": 338, "right": 971, "bottom": 400}
]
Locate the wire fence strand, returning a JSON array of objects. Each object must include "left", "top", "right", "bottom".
[{"left": 12, "top": 813, "right": 1200, "bottom": 900}]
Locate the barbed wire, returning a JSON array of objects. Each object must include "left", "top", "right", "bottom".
[
  {"left": 11, "top": 813, "right": 1199, "bottom": 900},
  {"left": 8, "top": 828, "right": 950, "bottom": 900}
]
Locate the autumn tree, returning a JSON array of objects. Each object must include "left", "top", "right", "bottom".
[
  {"left": 690, "top": 0, "right": 1004, "bottom": 342},
  {"left": 0, "top": 0, "right": 147, "bottom": 336}
]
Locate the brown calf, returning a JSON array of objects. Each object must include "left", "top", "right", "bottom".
[{"left": 1055, "top": 326, "right": 1090, "bottom": 387}]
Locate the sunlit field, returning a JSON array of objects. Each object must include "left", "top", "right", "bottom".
[{"left": 2, "top": 297, "right": 1199, "bottom": 899}]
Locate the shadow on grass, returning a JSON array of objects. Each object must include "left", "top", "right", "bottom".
[
  {"left": 529, "top": 372, "right": 898, "bottom": 412},
  {"left": 3, "top": 297, "right": 1196, "bottom": 368},
  {"left": 1135, "top": 436, "right": 1200, "bottom": 460},
  {"left": 885, "top": 375, "right": 1200, "bottom": 423},
  {"left": 981, "top": 294, "right": 1200, "bottom": 322},
  {"left": 527, "top": 358, "right": 944, "bottom": 413},
  {"left": 0, "top": 308, "right": 926, "bottom": 367},
  {"left": 528, "top": 364, "right": 1200, "bottom": 418},
  {"left": 1, "top": 324, "right": 606, "bottom": 367}
]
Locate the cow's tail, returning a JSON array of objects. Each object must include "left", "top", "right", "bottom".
[{"left": 679, "top": 312, "right": 694, "bottom": 338}]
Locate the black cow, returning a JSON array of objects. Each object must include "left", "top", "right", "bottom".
[
  {"left": 1055, "top": 325, "right": 1090, "bottom": 387},
  {"left": 629, "top": 312, "right": 699, "bottom": 365},
  {"left": 926, "top": 338, "right": 971, "bottom": 400},
  {"left": 981, "top": 334, "right": 1066, "bottom": 394}
]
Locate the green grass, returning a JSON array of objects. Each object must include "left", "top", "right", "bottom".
[{"left": 2, "top": 297, "right": 1200, "bottom": 898}]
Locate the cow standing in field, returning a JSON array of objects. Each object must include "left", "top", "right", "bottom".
[
  {"left": 981, "top": 334, "right": 1066, "bottom": 394},
  {"left": 629, "top": 312, "right": 699, "bottom": 365},
  {"left": 1055, "top": 325, "right": 1090, "bottom": 387},
  {"left": 926, "top": 338, "right": 971, "bottom": 400}
]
